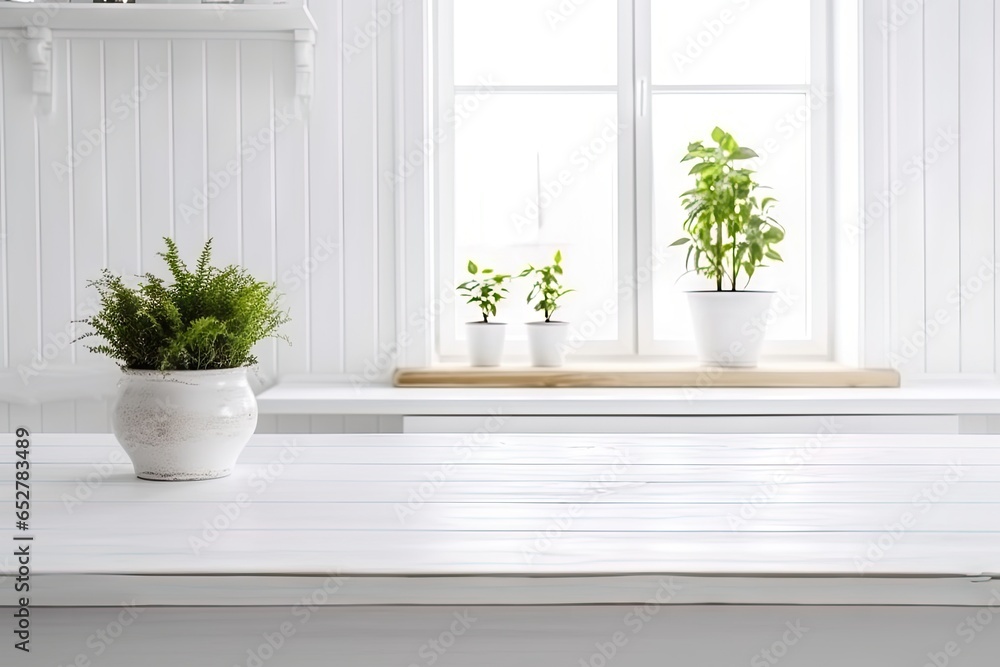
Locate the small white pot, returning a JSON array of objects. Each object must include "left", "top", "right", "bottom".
[
  {"left": 687, "top": 291, "right": 775, "bottom": 368},
  {"left": 526, "top": 321, "right": 570, "bottom": 367},
  {"left": 112, "top": 368, "right": 258, "bottom": 481},
  {"left": 466, "top": 322, "right": 507, "bottom": 367}
]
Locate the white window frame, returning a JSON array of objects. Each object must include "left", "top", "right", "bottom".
[{"left": 425, "top": 0, "right": 832, "bottom": 364}]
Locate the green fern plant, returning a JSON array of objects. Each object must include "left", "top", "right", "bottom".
[{"left": 76, "top": 238, "right": 290, "bottom": 371}]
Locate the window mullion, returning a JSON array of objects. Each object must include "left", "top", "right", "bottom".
[{"left": 634, "top": 0, "right": 655, "bottom": 355}]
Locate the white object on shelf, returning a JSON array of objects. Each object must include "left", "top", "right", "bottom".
[
  {"left": 526, "top": 321, "right": 570, "bottom": 367},
  {"left": 466, "top": 322, "right": 507, "bottom": 367}
]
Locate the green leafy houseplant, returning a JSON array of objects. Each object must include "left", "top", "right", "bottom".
[
  {"left": 520, "top": 250, "right": 573, "bottom": 322},
  {"left": 77, "top": 237, "right": 290, "bottom": 371},
  {"left": 457, "top": 260, "right": 511, "bottom": 323},
  {"left": 671, "top": 127, "right": 785, "bottom": 291}
]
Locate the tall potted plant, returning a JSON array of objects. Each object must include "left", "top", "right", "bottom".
[
  {"left": 670, "top": 127, "right": 785, "bottom": 368},
  {"left": 520, "top": 250, "right": 574, "bottom": 367},
  {"left": 458, "top": 260, "right": 511, "bottom": 366},
  {"left": 77, "top": 238, "right": 289, "bottom": 481}
]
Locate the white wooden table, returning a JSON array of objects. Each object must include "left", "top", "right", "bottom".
[{"left": 4, "top": 433, "right": 1000, "bottom": 666}]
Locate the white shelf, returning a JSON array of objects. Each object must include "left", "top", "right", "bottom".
[
  {"left": 255, "top": 378, "right": 1000, "bottom": 416},
  {"left": 0, "top": 3, "right": 316, "bottom": 33},
  {"left": 0, "top": 3, "right": 316, "bottom": 113}
]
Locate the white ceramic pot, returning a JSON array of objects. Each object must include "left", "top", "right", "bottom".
[
  {"left": 112, "top": 368, "right": 258, "bottom": 481},
  {"left": 526, "top": 321, "right": 570, "bottom": 367},
  {"left": 687, "top": 291, "right": 775, "bottom": 368},
  {"left": 466, "top": 322, "right": 507, "bottom": 367}
]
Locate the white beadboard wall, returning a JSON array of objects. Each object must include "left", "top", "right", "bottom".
[
  {"left": 884, "top": 0, "right": 998, "bottom": 375},
  {"left": 0, "top": 0, "right": 394, "bottom": 433},
  {"left": 1, "top": 1, "right": 999, "bottom": 434}
]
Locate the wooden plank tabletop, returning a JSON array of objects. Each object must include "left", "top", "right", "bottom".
[{"left": 3, "top": 433, "right": 1000, "bottom": 607}]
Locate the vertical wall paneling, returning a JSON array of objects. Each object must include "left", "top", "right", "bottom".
[
  {"left": 103, "top": 39, "right": 141, "bottom": 278},
  {"left": 35, "top": 38, "right": 75, "bottom": 432},
  {"left": 958, "top": 0, "right": 995, "bottom": 373},
  {"left": 137, "top": 40, "right": 173, "bottom": 273},
  {"left": 273, "top": 39, "right": 311, "bottom": 434},
  {"left": 996, "top": 2, "right": 1000, "bottom": 373},
  {"left": 890, "top": 0, "right": 926, "bottom": 373},
  {"left": 0, "top": 42, "right": 6, "bottom": 432},
  {"left": 861, "top": 0, "right": 891, "bottom": 367},
  {"left": 172, "top": 39, "right": 209, "bottom": 259},
  {"left": 376, "top": 0, "right": 397, "bottom": 385},
  {"left": 205, "top": 40, "right": 242, "bottom": 267},
  {"left": 307, "top": 0, "right": 345, "bottom": 375},
  {"left": 239, "top": 40, "right": 278, "bottom": 433},
  {"left": 923, "top": 0, "right": 962, "bottom": 372},
  {"left": 71, "top": 39, "right": 112, "bottom": 433},
  {"left": 3, "top": 39, "right": 43, "bottom": 432},
  {"left": 342, "top": 0, "right": 379, "bottom": 376}
]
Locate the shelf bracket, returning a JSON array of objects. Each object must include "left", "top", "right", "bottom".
[
  {"left": 294, "top": 29, "right": 315, "bottom": 113},
  {"left": 23, "top": 26, "right": 53, "bottom": 115}
]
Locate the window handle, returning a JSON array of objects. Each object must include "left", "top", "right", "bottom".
[{"left": 638, "top": 78, "right": 647, "bottom": 117}]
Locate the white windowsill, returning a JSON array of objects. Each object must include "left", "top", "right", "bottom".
[{"left": 255, "top": 377, "right": 1000, "bottom": 416}]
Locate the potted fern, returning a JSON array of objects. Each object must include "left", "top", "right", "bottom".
[
  {"left": 77, "top": 238, "right": 289, "bottom": 481},
  {"left": 457, "top": 260, "right": 511, "bottom": 366},
  {"left": 520, "top": 250, "right": 574, "bottom": 367},
  {"left": 670, "top": 127, "right": 785, "bottom": 368}
]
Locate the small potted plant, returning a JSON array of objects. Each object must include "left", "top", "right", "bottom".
[
  {"left": 457, "top": 260, "right": 511, "bottom": 366},
  {"left": 76, "top": 238, "right": 289, "bottom": 481},
  {"left": 670, "top": 127, "right": 785, "bottom": 368},
  {"left": 520, "top": 250, "right": 574, "bottom": 367}
]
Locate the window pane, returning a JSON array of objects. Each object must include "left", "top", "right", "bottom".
[
  {"left": 452, "top": 93, "right": 619, "bottom": 341},
  {"left": 651, "top": 93, "right": 810, "bottom": 341},
  {"left": 454, "top": 0, "right": 617, "bottom": 86},
  {"left": 651, "top": 0, "right": 809, "bottom": 85}
]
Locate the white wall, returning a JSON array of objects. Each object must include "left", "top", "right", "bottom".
[
  {"left": 0, "top": 1, "right": 393, "bottom": 433},
  {"left": 0, "top": 0, "right": 997, "bottom": 433},
  {"left": 877, "top": 0, "right": 998, "bottom": 375}
]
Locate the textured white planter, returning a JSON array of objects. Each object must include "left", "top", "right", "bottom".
[
  {"left": 112, "top": 368, "right": 258, "bottom": 481},
  {"left": 687, "top": 291, "right": 775, "bottom": 368},
  {"left": 466, "top": 322, "right": 507, "bottom": 367},
  {"left": 527, "top": 321, "right": 570, "bottom": 367}
]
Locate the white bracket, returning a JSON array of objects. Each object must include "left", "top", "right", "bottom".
[
  {"left": 294, "top": 29, "right": 316, "bottom": 112},
  {"left": 24, "top": 26, "right": 53, "bottom": 115}
]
